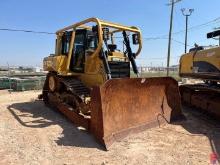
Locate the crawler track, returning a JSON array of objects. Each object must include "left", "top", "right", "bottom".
[{"left": 180, "top": 84, "right": 220, "bottom": 118}]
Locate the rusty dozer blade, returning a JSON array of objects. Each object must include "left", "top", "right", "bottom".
[{"left": 90, "top": 77, "right": 182, "bottom": 149}]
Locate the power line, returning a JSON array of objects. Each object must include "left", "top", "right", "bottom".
[
  {"left": 0, "top": 18, "right": 218, "bottom": 47},
  {"left": 147, "top": 17, "right": 220, "bottom": 39},
  {"left": 113, "top": 36, "right": 191, "bottom": 46},
  {"left": 0, "top": 28, "right": 55, "bottom": 34},
  {"left": 0, "top": 17, "right": 220, "bottom": 37},
  {"left": 0, "top": 28, "right": 193, "bottom": 48},
  {"left": 142, "top": 37, "right": 193, "bottom": 47},
  {"left": 174, "top": 17, "right": 220, "bottom": 35},
  {"left": 171, "top": 38, "right": 192, "bottom": 46}
]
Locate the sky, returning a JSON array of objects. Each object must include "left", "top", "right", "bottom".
[{"left": 0, "top": 0, "right": 220, "bottom": 67}]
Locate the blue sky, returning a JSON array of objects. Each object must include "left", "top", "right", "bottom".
[{"left": 0, "top": 0, "right": 220, "bottom": 67}]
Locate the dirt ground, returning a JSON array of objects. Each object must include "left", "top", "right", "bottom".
[{"left": 0, "top": 90, "right": 220, "bottom": 165}]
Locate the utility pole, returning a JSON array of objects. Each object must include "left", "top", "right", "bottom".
[
  {"left": 181, "top": 8, "right": 194, "bottom": 53},
  {"left": 166, "top": 0, "right": 181, "bottom": 76}
]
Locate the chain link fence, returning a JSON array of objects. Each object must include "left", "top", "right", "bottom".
[{"left": 131, "top": 66, "right": 180, "bottom": 81}]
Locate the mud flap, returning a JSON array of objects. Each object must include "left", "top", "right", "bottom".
[{"left": 90, "top": 77, "right": 182, "bottom": 149}]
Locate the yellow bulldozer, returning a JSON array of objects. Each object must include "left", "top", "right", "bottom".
[
  {"left": 39, "top": 18, "right": 182, "bottom": 149},
  {"left": 179, "top": 30, "right": 220, "bottom": 118}
]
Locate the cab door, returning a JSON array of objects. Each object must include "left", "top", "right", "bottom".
[{"left": 70, "top": 29, "right": 87, "bottom": 73}]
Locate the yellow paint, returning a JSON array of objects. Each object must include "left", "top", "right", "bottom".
[
  {"left": 180, "top": 46, "right": 220, "bottom": 75},
  {"left": 43, "top": 17, "right": 142, "bottom": 86},
  {"left": 43, "top": 55, "right": 68, "bottom": 74},
  {"left": 179, "top": 53, "right": 193, "bottom": 74}
]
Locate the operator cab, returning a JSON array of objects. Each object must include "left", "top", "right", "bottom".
[{"left": 61, "top": 29, "right": 98, "bottom": 73}]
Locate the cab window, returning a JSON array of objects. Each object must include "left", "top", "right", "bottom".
[
  {"left": 71, "top": 31, "right": 86, "bottom": 72},
  {"left": 61, "top": 31, "right": 72, "bottom": 55}
]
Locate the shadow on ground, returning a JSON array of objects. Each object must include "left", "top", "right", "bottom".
[
  {"left": 7, "top": 100, "right": 220, "bottom": 156},
  {"left": 173, "top": 105, "right": 220, "bottom": 158},
  {"left": 7, "top": 100, "right": 104, "bottom": 150}
]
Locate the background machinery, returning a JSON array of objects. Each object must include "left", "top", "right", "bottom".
[
  {"left": 40, "top": 18, "right": 182, "bottom": 149},
  {"left": 179, "top": 30, "right": 220, "bottom": 117}
]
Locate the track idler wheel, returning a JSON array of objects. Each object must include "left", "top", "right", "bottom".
[{"left": 48, "top": 74, "right": 60, "bottom": 92}]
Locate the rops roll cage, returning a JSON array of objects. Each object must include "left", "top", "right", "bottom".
[{"left": 56, "top": 17, "right": 142, "bottom": 77}]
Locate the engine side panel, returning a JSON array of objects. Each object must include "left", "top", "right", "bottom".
[
  {"left": 43, "top": 55, "right": 68, "bottom": 74},
  {"left": 180, "top": 47, "right": 220, "bottom": 81}
]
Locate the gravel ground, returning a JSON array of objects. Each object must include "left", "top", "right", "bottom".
[{"left": 0, "top": 90, "right": 219, "bottom": 165}]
